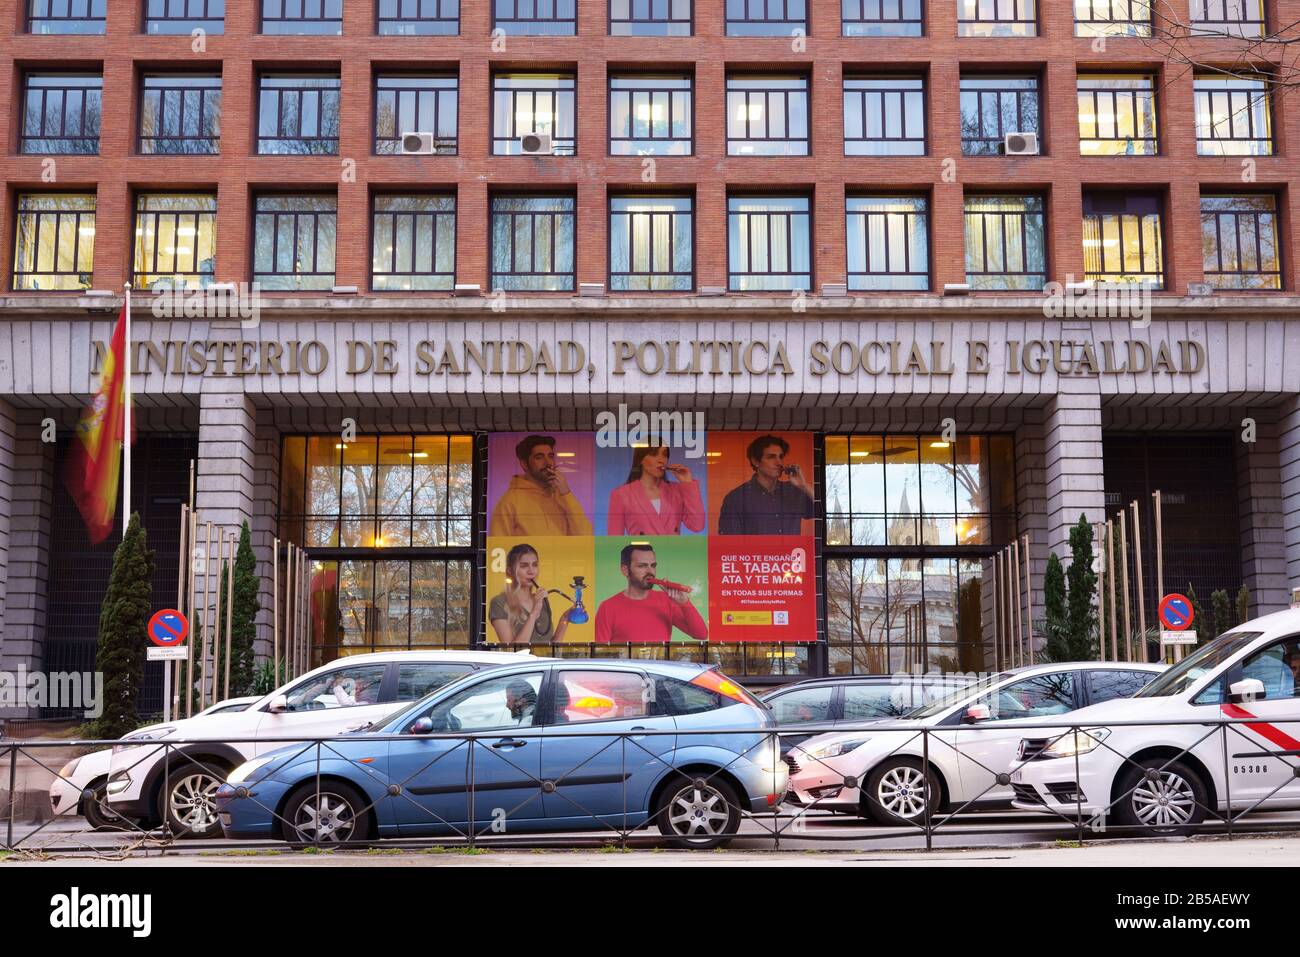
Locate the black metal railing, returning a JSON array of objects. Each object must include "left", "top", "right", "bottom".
[{"left": 6, "top": 713, "right": 1300, "bottom": 854}]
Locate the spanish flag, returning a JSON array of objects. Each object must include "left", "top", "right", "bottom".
[{"left": 65, "top": 303, "right": 131, "bottom": 544}]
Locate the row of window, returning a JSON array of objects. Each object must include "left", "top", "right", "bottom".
[
  {"left": 20, "top": 70, "right": 1276, "bottom": 158},
  {"left": 24, "top": 0, "right": 1269, "bottom": 38},
  {"left": 13, "top": 189, "right": 1283, "bottom": 293}
]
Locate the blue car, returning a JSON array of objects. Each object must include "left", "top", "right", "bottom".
[{"left": 215, "top": 659, "right": 787, "bottom": 849}]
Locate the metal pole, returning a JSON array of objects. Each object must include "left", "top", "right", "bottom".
[
  {"left": 1012, "top": 537, "right": 1024, "bottom": 668},
  {"left": 993, "top": 551, "right": 1003, "bottom": 671},
  {"left": 1096, "top": 522, "right": 1106, "bottom": 661},
  {"left": 273, "top": 536, "right": 280, "bottom": 687},
  {"left": 201, "top": 520, "right": 215, "bottom": 711},
  {"left": 1107, "top": 519, "right": 1118, "bottom": 662},
  {"left": 1022, "top": 532, "right": 1034, "bottom": 665},
  {"left": 1119, "top": 510, "right": 1133, "bottom": 662},
  {"left": 171, "top": 503, "right": 187, "bottom": 724},
  {"left": 224, "top": 530, "right": 235, "bottom": 701},
  {"left": 285, "top": 544, "right": 295, "bottom": 679},
  {"left": 186, "top": 507, "right": 198, "bottom": 718},
  {"left": 122, "top": 283, "right": 131, "bottom": 539},
  {"left": 1131, "top": 500, "right": 1147, "bottom": 661}
]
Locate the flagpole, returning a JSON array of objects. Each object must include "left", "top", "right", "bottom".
[{"left": 123, "top": 282, "right": 131, "bottom": 538}]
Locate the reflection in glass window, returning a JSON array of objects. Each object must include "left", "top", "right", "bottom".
[
  {"left": 766, "top": 687, "right": 833, "bottom": 724},
  {"left": 371, "top": 195, "right": 456, "bottom": 291},
  {"left": 1189, "top": 0, "right": 1264, "bottom": 37},
  {"left": 959, "top": 76, "right": 1039, "bottom": 156},
  {"left": 824, "top": 434, "right": 1015, "bottom": 550},
  {"left": 28, "top": 0, "right": 106, "bottom": 33},
  {"left": 21, "top": 74, "right": 102, "bottom": 154},
  {"left": 844, "top": 78, "right": 925, "bottom": 157},
  {"left": 12, "top": 193, "right": 96, "bottom": 291},
  {"left": 610, "top": 0, "right": 691, "bottom": 35},
  {"left": 490, "top": 195, "right": 576, "bottom": 291},
  {"left": 727, "top": 0, "right": 806, "bottom": 35},
  {"left": 1193, "top": 76, "right": 1272, "bottom": 155},
  {"left": 727, "top": 196, "right": 811, "bottom": 291},
  {"left": 842, "top": 0, "right": 922, "bottom": 36},
  {"left": 379, "top": 0, "right": 459, "bottom": 34},
  {"left": 257, "top": 74, "right": 340, "bottom": 154},
  {"left": 374, "top": 76, "right": 458, "bottom": 155},
  {"left": 1077, "top": 74, "right": 1158, "bottom": 156},
  {"left": 309, "top": 558, "right": 474, "bottom": 663},
  {"left": 261, "top": 0, "right": 341, "bottom": 33},
  {"left": 963, "top": 194, "right": 1047, "bottom": 291},
  {"left": 252, "top": 194, "right": 337, "bottom": 290},
  {"left": 1082, "top": 193, "right": 1163, "bottom": 287},
  {"left": 492, "top": 74, "right": 576, "bottom": 155},
  {"left": 133, "top": 193, "right": 217, "bottom": 292},
  {"left": 826, "top": 557, "right": 984, "bottom": 675},
  {"left": 727, "top": 76, "right": 809, "bottom": 156},
  {"left": 846, "top": 196, "right": 929, "bottom": 291},
  {"left": 1200, "top": 194, "right": 1281, "bottom": 291},
  {"left": 1074, "top": 0, "right": 1150, "bottom": 36},
  {"left": 609, "top": 196, "right": 693, "bottom": 291},
  {"left": 957, "top": 0, "right": 1036, "bottom": 36},
  {"left": 281, "top": 434, "right": 475, "bottom": 550},
  {"left": 140, "top": 74, "right": 222, "bottom": 155},
  {"left": 610, "top": 76, "right": 692, "bottom": 155},
  {"left": 494, "top": 0, "right": 575, "bottom": 34}
]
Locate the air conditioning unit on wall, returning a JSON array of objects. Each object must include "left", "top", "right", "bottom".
[
  {"left": 400, "top": 132, "right": 437, "bottom": 154},
  {"left": 520, "top": 132, "right": 553, "bottom": 155},
  {"left": 1003, "top": 131, "right": 1040, "bottom": 155}
]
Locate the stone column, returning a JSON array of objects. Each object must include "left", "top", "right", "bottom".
[
  {"left": 1237, "top": 405, "right": 1287, "bottom": 615},
  {"left": 192, "top": 387, "right": 259, "bottom": 695},
  {"left": 0, "top": 412, "right": 55, "bottom": 717},
  {"left": 1042, "top": 388, "right": 1106, "bottom": 561},
  {"left": 1278, "top": 396, "right": 1300, "bottom": 607}
]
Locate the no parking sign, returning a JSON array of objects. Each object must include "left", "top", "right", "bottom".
[
  {"left": 147, "top": 608, "right": 189, "bottom": 647},
  {"left": 1158, "top": 594, "right": 1194, "bottom": 631}
]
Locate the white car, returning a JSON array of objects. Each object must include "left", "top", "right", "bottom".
[
  {"left": 1011, "top": 610, "right": 1300, "bottom": 832},
  {"left": 49, "top": 696, "right": 260, "bottom": 831},
  {"left": 105, "top": 650, "right": 537, "bottom": 837},
  {"left": 786, "top": 661, "right": 1165, "bottom": 825}
]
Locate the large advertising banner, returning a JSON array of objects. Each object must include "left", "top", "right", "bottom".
[{"left": 485, "top": 429, "right": 815, "bottom": 645}]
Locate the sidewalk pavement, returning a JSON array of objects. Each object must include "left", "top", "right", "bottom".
[{"left": 4, "top": 833, "right": 1296, "bottom": 866}]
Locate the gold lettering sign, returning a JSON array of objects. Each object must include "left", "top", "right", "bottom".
[{"left": 89, "top": 337, "right": 1206, "bottom": 379}]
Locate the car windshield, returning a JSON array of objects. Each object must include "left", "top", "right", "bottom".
[
  {"left": 1134, "top": 631, "right": 1262, "bottom": 698},
  {"left": 907, "top": 671, "right": 1014, "bottom": 719}
]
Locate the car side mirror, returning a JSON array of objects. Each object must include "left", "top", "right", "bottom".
[
  {"left": 963, "top": 703, "right": 992, "bottom": 724},
  {"left": 409, "top": 717, "right": 434, "bottom": 735},
  {"left": 1228, "top": 678, "right": 1266, "bottom": 705},
  {"left": 267, "top": 695, "right": 288, "bottom": 714}
]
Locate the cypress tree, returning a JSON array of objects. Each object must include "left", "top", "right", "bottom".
[
  {"left": 228, "top": 522, "right": 260, "bottom": 696},
  {"left": 1235, "top": 584, "right": 1250, "bottom": 627},
  {"left": 1211, "top": 589, "right": 1232, "bottom": 640},
  {"left": 89, "top": 513, "right": 156, "bottom": 739}
]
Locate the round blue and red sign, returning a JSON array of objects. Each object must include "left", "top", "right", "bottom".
[
  {"left": 148, "top": 609, "right": 189, "bottom": 646},
  {"left": 1158, "top": 594, "right": 1194, "bottom": 631}
]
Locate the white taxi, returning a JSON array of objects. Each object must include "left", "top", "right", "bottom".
[{"left": 1011, "top": 609, "right": 1300, "bottom": 832}]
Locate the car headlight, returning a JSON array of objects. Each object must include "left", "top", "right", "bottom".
[
  {"left": 59, "top": 757, "right": 82, "bottom": 780},
  {"left": 805, "top": 737, "right": 870, "bottom": 760},
  {"left": 112, "top": 726, "right": 176, "bottom": 753},
  {"left": 1040, "top": 728, "right": 1110, "bottom": 759},
  {"left": 227, "top": 757, "right": 275, "bottom": 785}
]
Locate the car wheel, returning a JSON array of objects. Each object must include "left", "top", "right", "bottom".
[
  {"left": 283, "top": 782, "right": 373, "bottom": 848},
  {"left": 863, "top": 758, "right": 940, "bottom": 826},
  {"left": 1114, "top": 757, "right": 1208, "bottom": 835},
  {"left": 656, "top": 775, "right": 742, "bottom": 850},
  {"left": 82, "top": 783, "right": 138, "bottom": 832},
  {"left": 162, "top": 765, "right": 228, "bottom": 839}
]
